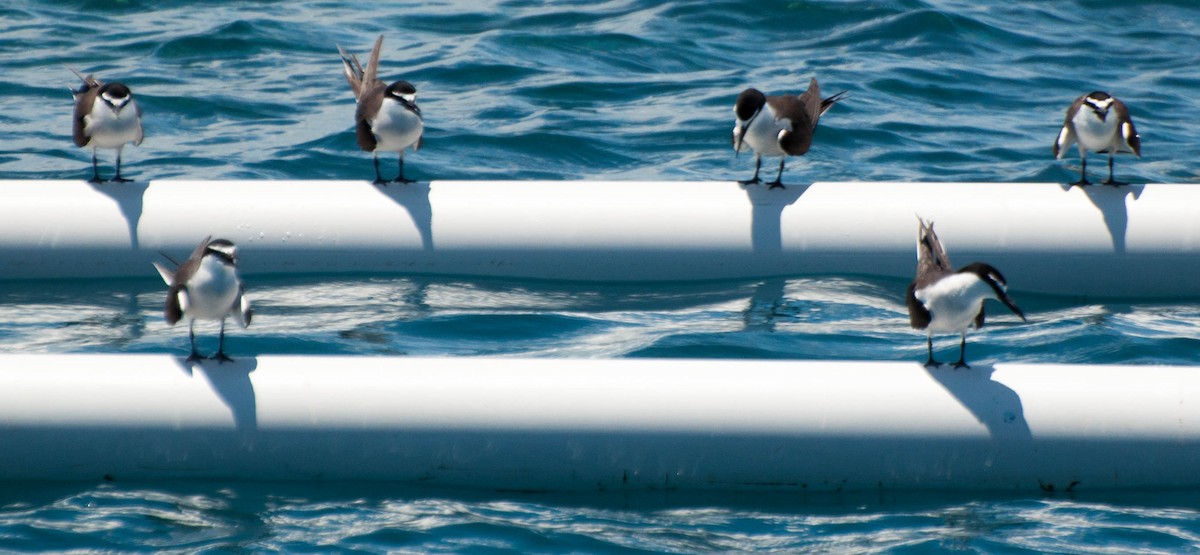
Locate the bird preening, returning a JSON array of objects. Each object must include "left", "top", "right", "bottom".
[
  {"left": 68, "top": 65, "right": 143, "bottom": 184},
  {"left": 153, "top": 236, "right": 252, "bottom": 363},
  {"left": 732, "top": 78, "right": 846, "bottom": 189},
  {"left": 905, "top": 217, "right": 1026, "bottom": 369},
  {"left": 1053, "top": 91, "right": 1141, "bottom": 186},
  {"left": 337, "top": 35, "right": 425, "bottom": 185}
]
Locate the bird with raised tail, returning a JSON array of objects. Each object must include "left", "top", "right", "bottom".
[
  {"left": 905, "top": 218, "right": 1026, "bottom": 369},
  {"left": 1053, "top": 91, "right": 1141, "bottom": 186},
  {"left": 68, "top": 66, "right": 143, "bottom": 184},
  {"left": 153, "top": 237, "right": 252, "bottom": 363},
  {"left": 338, "top": 35, "right": 424, "bottom": 185},
  {"left": 732, "top": 78, "right": 846, "bottom": 189}
]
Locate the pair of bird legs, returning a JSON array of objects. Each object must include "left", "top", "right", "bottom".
[
  {"left": 925, "top": 336, "right": 971, "bottom": 370},
  {"left": 738, "top": 156, "right": 788, "bottom": 189},
  {"left": 187, "top": 321, "right": 234, "bottom": 364},
  {"left": 739, "top": 154, "right": 1129, "bottom": 189},
  {"left": 1073, "top": 156, "right": 1127, "bottom": 187},
  {"left": 88, "top": 151, "right": 131, "bottom": 184},
  {"left": 372, "top": 153, "right": 415, "bottom": 185},
  {"left": 87, "top": 151, "right": 412, "bottom": 186}
]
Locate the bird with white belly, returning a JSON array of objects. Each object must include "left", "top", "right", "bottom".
[
  {"left": 68, "top": 66, "right": 143, "bottom": 183},
  {"left": 732, "top": 78, "right": 846, "bottom": 189},
  {"left": 1053, "top": 91, "right": 1140, "bottom": 186},
  {"left": 338, "top": 35, "right": 425, "bottom": 185},
  {"left": 154, "top": 236, "right": 252, "bottom": 363},
  {"left": 905, "top": 218, "right": 1026, "bottom": 369}
]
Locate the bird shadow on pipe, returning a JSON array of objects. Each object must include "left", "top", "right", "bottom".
[
  {"left": 743, "top": 183, "right": 809, "bottom": 256},
  {"left": 372, "top": 181, "right": 434, "bottom": 252},
  {"left": 1059, "top": 183, "right": 1144, "bottom": 254},
  {"left": 923, "top": 363, "right": 1033, "bottom": 443},
  {"left": 172, "top": 355, "right": 259, "bottom": 433},
  {"left": 88, "top": 180, "right": 149, "bottom": 251}
]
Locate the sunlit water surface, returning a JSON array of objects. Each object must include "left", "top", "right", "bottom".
[{"left": 3, "top": 0, "right": 1200, "bottom": 552}]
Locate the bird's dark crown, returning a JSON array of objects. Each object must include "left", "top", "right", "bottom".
[
  {"left": 385, "top": 81, "right": 420, "bottom": 115},
  {"left": 959, "top": 261, "right": 1026, "bottom": 321},
  {"left": 99, "top": 82, "right": 132, "bottom": 100},
  {"left": 386, "top": 81, "right": 417, "bottom": 96},
  {"left": 958, "top": 262, "right": 1007, "bottom": 288},
  {"left": 734, "top": 88, "right": 766, "bottom": 121}
]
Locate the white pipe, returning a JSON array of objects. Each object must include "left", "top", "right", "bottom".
[
  {"left": 0, "top": 354, "right": 1197, "bottom": 492},
  {"left": 0, "top": 180, "right": 1196, "bottom": 297}
]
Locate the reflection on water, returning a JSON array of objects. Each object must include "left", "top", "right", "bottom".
[
  {"left": 1, "top": 481, "right": 1199, "bottom": 554},
  {"left": 0, "top": 274, "right": 1196, "bottom": 366}
]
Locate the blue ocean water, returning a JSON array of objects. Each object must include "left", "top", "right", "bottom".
[{"left": 2, "top": 0, "right": 1200, "bottom": 552}]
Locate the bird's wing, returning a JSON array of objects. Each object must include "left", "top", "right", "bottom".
[
  {"left": 337, "top": 44, "right": 364, "bottom": 98},
  {"left": 819, "top": 90, "right": 848, "bottom": 118},
  {"left": 69, "top": 70, "right": 102, "bottom": 148},
  {"left": 186, "top": 235, "right": 212, "bottom": 260},
  {"left": 905, "top": 281, "right": 932, "bottom": 330},
  {"left": 914, "top": 217, "right": 953, "bottom": 284},
  {"left": 340, "top": 34, "right": 385, "bottom": 101},
  {"left": 799, "top": 78, "right": 822, "bottom": 129},
  {"left": 907, "top": 217, "right": 953, "bottom": 330},
  {"left": 354, "top": 89, "right": 384, "bottom": 151},
  {"left": 362, "top": 34, "right": 383, "bottom": 94},
  {"left": 1053, "top": 95, "right": 1084, "bottom": 159},
  {"left": 164, "top": 284, "right": 185, "bottom": 325},
  {"left": 1053, "top": 125, "right": 1076, "bottom": 159},
  {"left": 1112, "top": 98, "right": 1141, "bottom": 156},
  {"left": 158, "top": 236, "right": 210, "bottom": 324},
  {"left": 233, "top": 285, "right": 252, "bottom": 328},
  {"left": 774, "top": 100, "right": 813, "bottom": 155},
  {"left": 132, "top": 100, "right": 144, "bottom": 146},
  {"left": 151, "top": 261, "right": 175, "bottom": 286},
  {"left": 64, "top": 64, "right": 101, "bottom": 94},
  {"left": 171, "top": 235, "right": 212, "bottom": 285}
]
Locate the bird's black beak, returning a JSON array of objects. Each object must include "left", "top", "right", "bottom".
[
  {"left": 999, "top": 292, "right": 1026, "bottom": 322},
  {"left": 732, "top": 108, "right": 761, "bottom": 157}
]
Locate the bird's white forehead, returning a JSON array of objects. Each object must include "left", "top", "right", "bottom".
[
  {"left": 101, "top": 91, "right": 129, "bottom": 105},
  {"left": 1086, "top": 97, "right": 1114, "bottom": 111},
  {"left": 208, "top": 242, "right": 237, "bottom": 257}
]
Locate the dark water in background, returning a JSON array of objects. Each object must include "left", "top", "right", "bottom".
[
  {"left": 2, "top": 0, "right": 1198, "bottom": 185},
  {"left": 3, "top": 0, "right": 1200, "bottom": 552}
]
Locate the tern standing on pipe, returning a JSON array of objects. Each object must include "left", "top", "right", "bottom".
[
  {"left": 68, "top": 66, "right": 143, "bottom": 184},
  {"left": 337, "top": 35, "right": 425, "bottom": 185},
  {"left": 732, "top": 78, "right": 846, "bottom": 189},
  {"left": 905, "top": 218, "right": 1026, "bottom": 369},
  {"left": 1053, "top": 91, "right": 1141, "bottom": 186},
  {"left": 154, "top": 237, "right": 252, "bottom": 363}
]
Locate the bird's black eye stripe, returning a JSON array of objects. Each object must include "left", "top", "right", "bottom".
[
  {"left": 206, "top": 248, "right": 236, "bottom": 264},
  {"left": 745, "top": 108, "right": 761, "bottom": 126}
]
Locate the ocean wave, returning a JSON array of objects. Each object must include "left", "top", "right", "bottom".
[{"left": 5, "top": 0, "right": 1197, "bottom": 183}]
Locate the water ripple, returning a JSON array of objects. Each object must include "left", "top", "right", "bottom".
[
  {"left": 0, "top": 274, "right": 1195, "bottom": 367},
  {"left": 5, "top": 0, "right": 1198, "bottom": 183},
  {"left": 3, "top": 484, "right": 1200, "bottom": 553},
  {"left": 2, "top": 1, "right": 1200, "bottom": 552}
]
